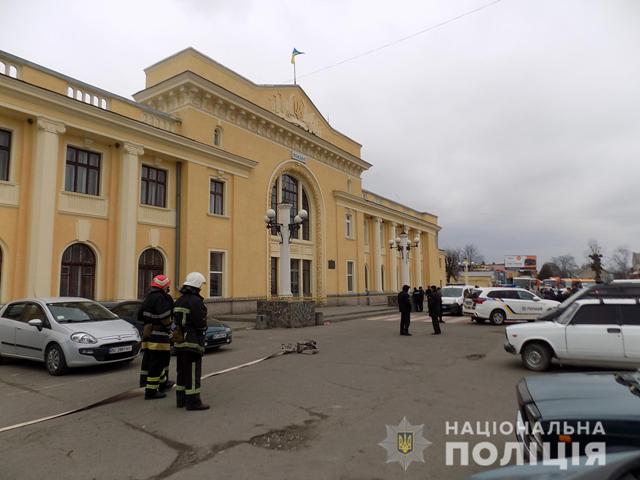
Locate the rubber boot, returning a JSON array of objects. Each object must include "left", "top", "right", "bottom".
[
  {"left": 186, "top": 394, "right": 210, "bottom": 411},
  {"left": 176, "top": 390, "right": 185, "bottom": 408},
  {"left": 144, "top": 391, "right": 167, "bottom": 400},
  {"left": 160, "top": 380, "right": 175, "bottom": 393}
]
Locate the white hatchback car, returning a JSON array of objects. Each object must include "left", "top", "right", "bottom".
[
  {"left": 465, "top": 287, "right": 559, "bottom": 325},
  {"left": 505, "top": 298, "right": 640, "bottom": 371},
  {"left": 0, "top": 297, "right": 141, "bottom": 375}
]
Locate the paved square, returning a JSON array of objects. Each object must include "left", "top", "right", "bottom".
[{"left": 0, "top": 315, "right": 538, "bottom": 479}]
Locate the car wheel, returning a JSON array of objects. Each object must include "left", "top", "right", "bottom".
[
  {"left": 489, "top": 310, "right": 506, "bottom": 325},
  {"left": 45, "top": 344, "right": 68, "bottom": 376},
  {"left": 522, "top": 343, "right": 551, "bottom": 371},
  {"left": 475, "top": 318, "right": 486, "bottom": 324}
]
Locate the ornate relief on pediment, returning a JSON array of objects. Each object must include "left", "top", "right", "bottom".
[{"left": 270, "top": 93, "right": 322, "bottom": 136}]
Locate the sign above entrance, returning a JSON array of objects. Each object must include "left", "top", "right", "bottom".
[{"left": 291, "top": 151, "right": 305, "bottom": 163}]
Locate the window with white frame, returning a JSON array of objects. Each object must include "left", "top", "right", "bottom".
[
  {"left": 209, "top": 179, "right": 224, "bottom": 215},
  {"left": 0, "top": 129, "right": 11, "bottom": 182},
  {"left": 345, "top": 213, "right": 353, "bottom": 239},
  {"left": 346, "top": 261, "right": 355, "bottom": 293},
  {"left": 209, "top": 251, "right": 224, "bottom": 297}
]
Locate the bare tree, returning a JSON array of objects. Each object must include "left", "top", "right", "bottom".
[
  {"left": 550, "top": 254, "right": 578, "bottom": 277},
  {"left": 538, "top": 262, "right": 561, "bottom": 280},
  {"left": 444, "top": 248, "right": 462, "bottom": 284},
  {"left": 461, "top": 244, "right": 485, "bottom": 266},
  {"left": 586, "top": 239, "right": 605, "bottom": 283},
  {"left": 609, "top": 246, "right": 631, "bottom": 279}
]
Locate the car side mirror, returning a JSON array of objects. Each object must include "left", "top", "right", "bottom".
[
  {"left": 28, "top": 319, "right": 44, "bottom": 331},
  {"left": 533, "top": 297, "right": 540, "bottom": 302}
]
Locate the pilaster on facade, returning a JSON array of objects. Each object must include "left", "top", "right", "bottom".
[
  {"left": 415, "top": 231, "right": 423, "bottom": 287},
  {"left": 26, "top": 117, "right": 66, "bottom": 296},
  {"left": 372, "top": 217, "right": 383, "bottom": 292},
  {"left": 389, "top": 222, "right": 398, "bottom": 292},
  {"left": 114, "top": 142, "right": 144, "bottom": 300}
]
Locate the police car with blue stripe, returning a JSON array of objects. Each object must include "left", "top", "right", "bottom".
[{"left": 467, "top": 287, "right": 559, "bottom": 325}]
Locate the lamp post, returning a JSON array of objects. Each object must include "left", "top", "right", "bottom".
[
  {"left": 389, "top": 228, "right": 419, "bottom": 287},
  {"left": 462, "top": 259, "right": 469, "bottom": 286},
  {"left": 264, "top": 203, "right": 308, "bottom": 297}
]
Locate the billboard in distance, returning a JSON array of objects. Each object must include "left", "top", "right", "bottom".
[{"left": 505, "top": 255, "right": 537, "bottom": 270}]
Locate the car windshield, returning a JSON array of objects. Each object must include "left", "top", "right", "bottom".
[
  {"left": 441, "top": 287, "right": 463, "bottom": 297},
  {"left": 47, "top": 301, "right": 118, "bottom": 323}
]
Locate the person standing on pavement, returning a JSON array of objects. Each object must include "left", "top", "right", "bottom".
[
  {"left": 436, "top": 287, "right": 445, "bottom": 324},
  {"left": 173, "top": 272, "right": 210, "bottom": 411},
  {"left": 429, "top": 285, "right": 442, "bottom": 335},
  {"left": 398, "top": 285, "right": 412, "bottom": 336},
  {"left": 412, "top": 287, "right": 421, "bottom": 313},
  {"left": 417, "top": 286, "right": 425, "bottom": 312},
  {"left": 138, "top": 274, "right": 175, "bottom": 399}
]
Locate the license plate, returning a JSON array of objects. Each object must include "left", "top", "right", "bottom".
[
  {"left": 213, "top": 333, "right": 226, "bottom": 339},
  {"left": 109, "top": 345, "right": 133, "bottom": 354}
]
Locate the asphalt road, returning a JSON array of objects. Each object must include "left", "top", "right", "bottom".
[{"left": 0, "top": 314, "right": 545, "bottom": 480}]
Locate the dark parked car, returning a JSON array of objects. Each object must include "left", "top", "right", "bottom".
[
  {"left": 102, "top": 300, "right": 232, "bottom": 352},
  {"left": 516, "top": 372, "right": 640, "bottom": 459},
  {"left": 469, "top": 450, "right": 640, "bottom": 479},
  {"left": 101, "top": 301, "right": 143, "bottom": 334}
]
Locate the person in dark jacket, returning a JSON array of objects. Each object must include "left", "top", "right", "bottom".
[
  {"left": 429, "top": 285, "right": 442, "bottom": 335},
  {"left": 436, "top": 287, "right": 445, "bottom": 323},
  {"left": 138, "top": 275, "right": 174, "bottom": 399},
  {"left": 412, "top": 287, "right": 421, "bottom": 312},
  {"left": 398, "top": 285, "right": 412, "bottom": 336},
  {"left": 173, "top": 272, "right": 210, "bottom": 411}
]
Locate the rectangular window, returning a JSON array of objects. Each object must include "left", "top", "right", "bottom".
[
  {"left": 65, "top": 146, "right": 101, "bottom": 196},
  {"left": 0, "top": 129, "right": 11, "bottom": 181},
  {"left": 347, "top": 261, "right": 355, "bottom": 293},
  {"left": 291, "top": 259, "right": 300, "bottom": 296},
  {"left": 209, "top": 251, "right": 224, "bottom": 297},
  {"left": 303, "top": 260, "right": 311, "bottom": 296},
  {"left": 140, "top": 165, "right": 167, "bottom": 208},
  {"left": 346, "top": 214, "right": 353, "bottom": 238},
  {"left": 209, "top": 179, "right": 224, "bottom": 215},
  {"left": 271, "top": 257, "right": 278, "bottom": 296}
]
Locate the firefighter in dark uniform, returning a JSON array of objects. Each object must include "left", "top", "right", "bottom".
[
  {"left": 173, "top": 272, "right": 210, "bottom": 411},
  {"left": 138, "top": 274, "right": 175, "bottom": 399}
]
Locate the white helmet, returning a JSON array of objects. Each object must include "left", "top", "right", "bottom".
[{"left": 183, "top": 272, "right": 207, "bottom": 289}]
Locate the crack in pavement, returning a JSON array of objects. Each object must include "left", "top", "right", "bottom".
[
  {"left": 122, "top": 411, "right": 329, "bottom": 480},
  {"left": 0, "top": 377, "right": 59, "bottom": 400}
]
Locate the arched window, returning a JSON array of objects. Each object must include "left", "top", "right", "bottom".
[
  {"left": 137, "top": 248, "right": 165, "bottom": 299},
  {"left": 213, "top": 127, "right": 223, "bottom": 147},
  {"left": 270, "top": 173, "right": 311, "bottom": 241},
  {"left": 60, "top": 243, "right": 96, "bottom": 299}
]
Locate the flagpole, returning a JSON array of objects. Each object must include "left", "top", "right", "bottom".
[{"left": 293, "top": 61, "right": 297, "bottom": 85}]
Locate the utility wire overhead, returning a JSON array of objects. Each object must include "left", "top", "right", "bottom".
[{"left": 293, "top": 0, "right": 504, "bottom": 82}]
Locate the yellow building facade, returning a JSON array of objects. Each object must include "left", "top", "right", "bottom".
[{"left": 0, "top": 48, "right": 445, "bottom": 311}]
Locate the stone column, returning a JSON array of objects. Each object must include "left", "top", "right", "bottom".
[
  {"left": 277, "top": 203, "right": 293, "bottom": 297},
  {"left": 26, "top": 118, "right": 66, "bottom": 297},
  {"left": 372, "top": 217, "right": 383, "bottom": 292},
  {"left": 415, "top": 231, "right": 423, "bottom": 287},
  {"left": 114, "top": 142, "right": 143, "bottom": 300},
  {"left": 390, "top": 222, "right": 398, "bottom": 292}
]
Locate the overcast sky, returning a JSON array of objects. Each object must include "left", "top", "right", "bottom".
[{"left": 1, "top": 0, "right": 638, "bottom": 265}]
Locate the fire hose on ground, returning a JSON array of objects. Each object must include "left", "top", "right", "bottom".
[{"left": 0, "top": 340, "right": 318, "bottom": 434}]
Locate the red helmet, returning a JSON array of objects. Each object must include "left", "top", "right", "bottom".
[{"left": 150, "top": 274, "right": 170, "bottom": 289}]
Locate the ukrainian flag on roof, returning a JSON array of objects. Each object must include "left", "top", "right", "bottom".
[{"left": 291, "top": 48, "right": 304, "bottom": 64}]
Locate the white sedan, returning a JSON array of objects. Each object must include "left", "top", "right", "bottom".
[
  {"left": 0, "top": 297, "right": 141, "bottom": 375},
  {"left": 505, "top": 298, "right": 640, "bottom": 371},
  {"left": 465, "top": 287, "right": 559, "bottom": 325}
]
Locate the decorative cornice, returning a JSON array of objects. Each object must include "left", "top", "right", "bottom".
[
  {"left": 36, "top": 117, "right": 65, "bottom": 135},
  {"left": 334, "top": 191, "right": 441, "bottom": 234},
  {"left": 134, "top": 72, "right": 371, "bottom": 178},
  {"left": 122, "top": 142, "right": 144, "bottom": 156},
  {"left": 0, "top": 75, "right": 257, "bottom": 177}
]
